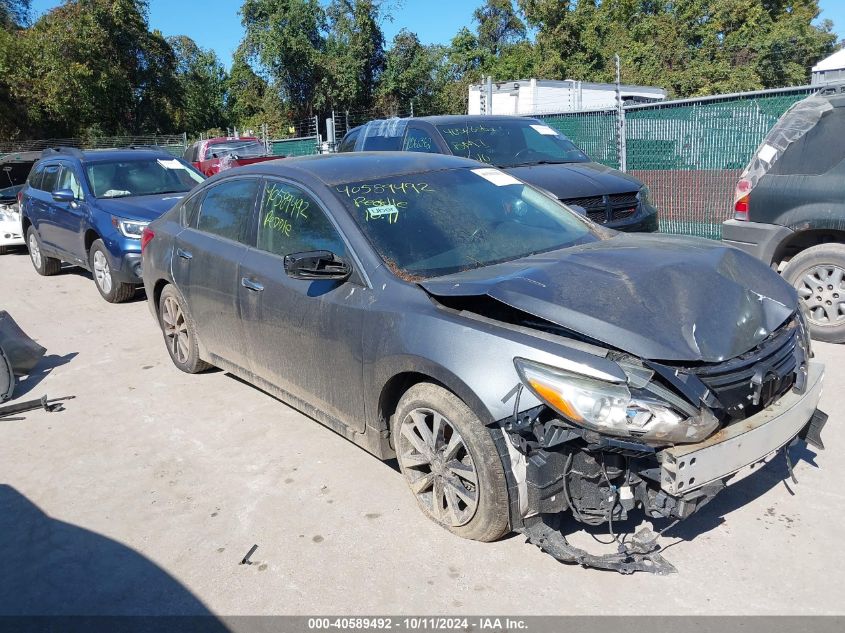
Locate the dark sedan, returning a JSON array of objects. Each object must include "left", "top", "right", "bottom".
[
  {"left": 141, "top": 153, "right": 824, "bottom": 574},
  {"left": 338, "top": 115, "right": 658, "bottom": 232}
]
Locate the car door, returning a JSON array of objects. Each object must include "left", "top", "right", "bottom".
[
  {"left": 237, "top": 178, "right": 367, "bottom": 431},
  {"left": 171, "top": 176, "right": 260, "bottom": 371},
  {"left": 31, "top": 163, "right": 64, "bottom": 252},
  {"left": 50, "top": 162, "right": 88, "bottom": 259}
]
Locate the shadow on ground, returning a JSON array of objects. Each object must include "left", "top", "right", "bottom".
[
  {"left": 12, "top": 353, "right": 77, "bottom": 399},
  {"left": 0, "top": 484, "right": 227, "bottom": 623}
]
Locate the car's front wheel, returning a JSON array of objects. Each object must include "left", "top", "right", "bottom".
[
  {"left": 392, "top": 382, "right": 510, "bottom": 542},
  {"left": 158, "top": 284, "right": 211, "bottom": 374},
  {"left": 783, "top": 243, "right": 845, "bottom": 343},
  {"left": 26, "top": 226, "right": 61, "bottom": 276},
  {"left": 89, "top": 239, "right": 135, "bottom": 303}
]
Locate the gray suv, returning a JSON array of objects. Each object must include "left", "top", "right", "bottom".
[{"left": 723, "top": 83, "right": 845, "bottom": 342}]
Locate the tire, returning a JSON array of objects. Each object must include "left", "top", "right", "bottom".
[
  {"left": 158, "top": 284, "right": 211, "bottom": 374},
  {"left": 89, "top": 239, "right": 135, "bottom": 303},
  {"left": 782, "top": 243, "right": 845, "bottom": 344},
  {"left": 391, "top": 382, "right": 509, "bottom": 542},
  {"left": 26, "top": 226, "right": 61, "bottom": 276}
]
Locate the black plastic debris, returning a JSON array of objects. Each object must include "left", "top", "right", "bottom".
[
  {"left": 240, "top": 544, "right": 258, "bottom": 565},
  {"left": 0, "top": 311, "right": 46, "bottom": 403}
]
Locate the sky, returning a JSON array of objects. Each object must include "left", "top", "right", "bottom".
[{"left": 29, "top": 0, "right": 845, "bottom": 71}]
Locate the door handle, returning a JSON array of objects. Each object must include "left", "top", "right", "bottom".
[
  {"left": 241, "top": 277, "right": 264, "bottom": 292},
  {"left": 176, "top": 248, "right": 193, "bottom": 260}
]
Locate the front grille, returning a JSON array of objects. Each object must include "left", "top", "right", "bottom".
[
  {"left": 560, "top": 191, "right": 640, "bottom": 224},
  {"left": 688, "top": 320, "right": 802, "bottom": 420}
]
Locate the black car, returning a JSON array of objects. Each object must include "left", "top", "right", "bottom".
[
  {"left": 141, "top": 153, "right": 824, "bottom": 574},
  {"left": 337, "top": 115, "right": 658, "bottom": 232},
  {"left": 723, "top": 83, "right": 845, "bottom": 343}
]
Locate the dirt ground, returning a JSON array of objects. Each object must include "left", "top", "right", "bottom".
[{"left": 1, "top": 246, "right": 844, "bottom": 616}]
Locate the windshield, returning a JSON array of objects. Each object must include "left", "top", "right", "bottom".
[
  {"left": 435, "top": 119, "right": 590, "bottom": 167},
  {"left": 204, "top": 140, "right": 266, "bottom": 160},
  {"left": 333, "top": 167, "right": 599, "bottom": 278},
  {"left": 85, "top": 158, "right": 204, "bottom": 198}
]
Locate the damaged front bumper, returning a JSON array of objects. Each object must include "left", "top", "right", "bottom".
[
  {"left": 504, "top": 361, "right": 827, "bottom": 574},
  {"left": 660, "top": 362, "right": 824, "bottom": 496}
]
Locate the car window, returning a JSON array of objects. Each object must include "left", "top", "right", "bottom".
[
  {"left": 257, "top": 181, "right": 346, "bottom": 258},
  {"left": 403, "top": 127, "right": 438, "bottom": 153},
  {"left": 28, "top": 164, "right": 45, "bottom": 190},
  {"left": 204, "top": 140, "right": 266, "bottom": 160},
  {"left": 337, "top": 128, "right": 361, "bottom": 153},
  {"left": 85, "top": 158, "right": 204, "bottom": 198},
  {"left": 196, "top": 178, "right": 259, "bottom": 243},
  {"left": 332, "top": 167, "right": 597, "bottom": 278},
  {"left": 435, "top": 119, "right": 589, "bottom": 167},
  {"left": 58, "top": 164, "right": 84, "bottom": 200},
  {"left": 182, "top": 192, "right": 203, "bottom": 227},
  {"left": 40, "top": 164, "right": 61, "bottom": 193}
]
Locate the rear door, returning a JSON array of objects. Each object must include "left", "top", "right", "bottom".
[
  {"left": 237, "top": 178, "right": 367, "bottom": 431},
  {"left": 172, "top": 176, "right": 260, "bottom": 371},
  {"left": 50, "top": 162, "right": 88, "bottom": 258},
  {"left": 30, "top": 163, "right": 64, "bottom": 251}
]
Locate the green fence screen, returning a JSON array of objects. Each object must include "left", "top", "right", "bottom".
[
  {"left": 535, "top": 87, "right": 817, "bottom": 240},
  {"left": 270, "top": 136, "right": 319, "bottom": 157}
]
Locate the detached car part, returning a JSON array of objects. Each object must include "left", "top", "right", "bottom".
[{"left": 0, "top": 311, "right": 46, "bottom": 403}]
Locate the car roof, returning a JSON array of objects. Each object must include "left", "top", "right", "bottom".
[
  {"left": 344, "top": 114, "right": 538, "bottom": 136},
  {"left": 222, "top": 152, "right": 484, "bottom": 186},
  {"left": 204, "top": 137, "right": 261, "bottom": 144},
  {"left": 37, "top": 148, "right": 177, "bottom": 164}
]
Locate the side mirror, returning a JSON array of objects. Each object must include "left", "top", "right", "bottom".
[
  {"left": 52, "top": 188, "right": 75, "bottom": 203},
  {"left": 283, "top": 250, "right": 351, "bottom": 281}
]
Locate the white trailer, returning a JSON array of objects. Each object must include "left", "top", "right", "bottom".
[{"left": 468, "top": 78, "right": 665, "bottom": 115}]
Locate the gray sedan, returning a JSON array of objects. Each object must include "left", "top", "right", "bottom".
[{"left": 141, "top": 152, "right": 826, "bottom": 574}]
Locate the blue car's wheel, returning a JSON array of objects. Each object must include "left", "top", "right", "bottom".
[{"left": 89, "top": 239, "right": 135, "bottom": 303}]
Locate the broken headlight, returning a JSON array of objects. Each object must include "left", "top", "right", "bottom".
[{"left": 514, "top": 358, "right": 718, "bottom": 444}]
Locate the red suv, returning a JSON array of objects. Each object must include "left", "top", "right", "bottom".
[{"left": 183, "top": 137, "right": 280, "bottom": 177}]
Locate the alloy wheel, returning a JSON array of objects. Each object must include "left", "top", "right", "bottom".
[
  {"left": 161, "top": 296, "right": 190, "bottom": 364},
  {"left": 796, "top": 264, "right": 845, "bottom": 327},
  {"left": 28, "top": 234, "right": 41, "bottom": 269},
  {"left": 396, "top": 407, "right": 479, "bottom": 527},
  {"left": 92, "top": 250, "right": 112, "bottom": 294}
]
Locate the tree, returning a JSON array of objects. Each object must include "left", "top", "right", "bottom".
[
  {"left": 10, "top": 0, "right": 182, "bottom": 135},
  {"left": 321, "top": 0, "right": 385, "bottom": 110},
  {"left": 168, "top": 35, "right": 229, "bottom": 134},
  {"left": 241, "top": 0, "right": 325, "bottom": 118},
  {"left": 474, "top": 0, "right": 526, "bottom": 58},
  {"left": 377, "top": 29, "right": 442, "bottom": 115},
  {"left": 226, "top": 46, "right": 288, "bottom": 135},
  {"left": 518, "top": 0, "right": 836, "bottom": 97},
  {"left": 0, "top": 0, "right": 29, "bottom": 28}
]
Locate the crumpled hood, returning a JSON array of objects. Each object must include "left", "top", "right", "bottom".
[
  {"left": 421, "top": 234, "right": 798, "bottom": 362},
  {"left": 97, "top": 193, "right": 186, "bottom": 222},
  {"left": 504, "top": 162, "right": 643, "bottom": 199}
]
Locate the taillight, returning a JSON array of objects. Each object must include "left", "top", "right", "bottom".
[
  {"left": 16, "top": 190, "right": 23, "bottom": 205},
  {"left": 141, "top": 227, "right": 155, "bottom": 252},
  {"left": 733, "top": 178, "right": 752, "bottom": 220}
]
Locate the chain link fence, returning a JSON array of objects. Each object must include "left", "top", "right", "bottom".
[
  {"left": 537, "top": 86, "right": 818, "bottom": 239},
  {"left": 0, "top": 134, "right": 188, "bottom": 159}
]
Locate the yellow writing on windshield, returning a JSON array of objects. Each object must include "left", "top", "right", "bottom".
[
  {"left": 335, "top": 182, "right": 435, "bottom": 197},
  {"left": 440, "top": 125, "right": 504, "bottom": 137}
]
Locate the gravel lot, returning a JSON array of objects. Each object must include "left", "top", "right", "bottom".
[{"left": 1, "top": 246, "right": 844, "bottom": 616}]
